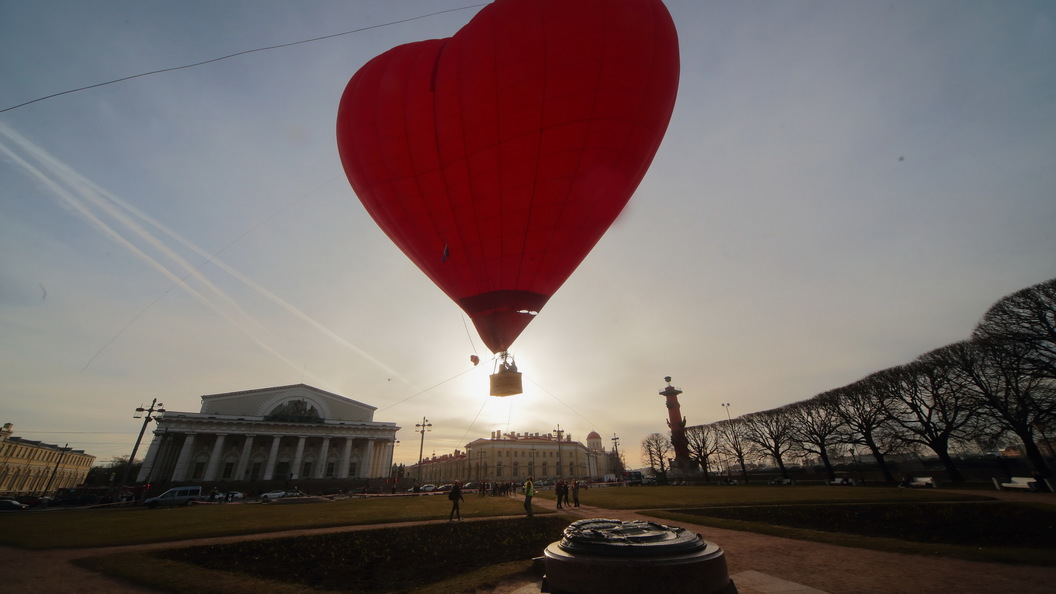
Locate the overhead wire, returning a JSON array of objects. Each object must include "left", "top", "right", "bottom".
[
  {"left": 376, "top": 366, "right": 478, "bottom": 413},
  {"left": 456, "top": 397, "right": 491, "bottom": 448},
  {"left": 1, "top": 4, "right": 488, "bottom": 114},
  {"left": 523, "top": 373, "right": 612, "bottom": 439}
]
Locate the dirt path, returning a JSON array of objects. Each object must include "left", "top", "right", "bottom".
[{"left": 2, "top": 489, "right": 1054, "bottom": 593}]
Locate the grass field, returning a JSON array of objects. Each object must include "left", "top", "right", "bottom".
[
  {"left": 3, "top": 485, "right": 1054, "bottom": 593},
  {"left": 0, "top": 493, "right": 536, "bottom": 549}
]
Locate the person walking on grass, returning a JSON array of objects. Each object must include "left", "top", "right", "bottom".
[{"left": 448, "top": 481, "right": 465, "bottom": 521}]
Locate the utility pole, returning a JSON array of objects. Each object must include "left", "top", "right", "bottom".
[
  {"left": 42, "top": 443, "right": 69, "bottom": 496},
  {"left": 611, "top": 434, "right": 620, "bottom": 458},
  {"left": 120, "top": 398, "right": 165, "bottom": 493},
  {"left": 415, "top": 417, "right": 431, "bottom": 485},
  {"left": 553, "top": 424, "right": 564, "bottom": 478}
]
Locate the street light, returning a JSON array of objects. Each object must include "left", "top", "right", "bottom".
[
  {"left": 389, "top": 438, "right": 400, "bottom": 492},
  {"left": 553, "top": 424, "right": 563, "bottom": 479},
  {"left": 416, "top": 417, "right": 431, "bottom": 485},
  {"left": 721, "top": 403, "right": 743, "bottom": 482},
  {"left": 119, "top": 398, "right": 165, "bottom": 493}
]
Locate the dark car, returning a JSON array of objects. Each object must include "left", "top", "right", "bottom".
[
  {"left": 0, "top": 499, "right": 30, "bottom": 510},
  {"left": 16, "top": 495, "right": 49, "bottom": 507}
]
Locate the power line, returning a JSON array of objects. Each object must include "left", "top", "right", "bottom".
[{"left": 1, "top": 4, "right": 486, "bottom": 114}]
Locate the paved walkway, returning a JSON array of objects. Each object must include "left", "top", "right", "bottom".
[
  {"left": 2, "top": 489, "right": 1054, "bottom": 593},
  {"left": 507, "top": 490, "right": 1056, "bottom": 594}
]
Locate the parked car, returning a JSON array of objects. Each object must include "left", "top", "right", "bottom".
[
  {"left": 0, "top": 499, "right": 29, "bottom": 510},
  {"left": 225, "top": 491, "right": 244, "bottom": 500},
  {"left": 420, "top": 484, "right": 437, "bottom": 492},
  {"left": 16, "top": 495, "right": 49, "bottom": 507},
  {"left": 435, "top": 484, "right": 453, "bottom": 492},
  {"left": 144, "top": 486, "right": 203, "bottom": 508},
  {"left": 259, "top": 490, "right": 287, "bottom": 501}
]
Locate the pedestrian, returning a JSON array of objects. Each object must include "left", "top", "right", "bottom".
[
  {"left": 448, "top": 481, "right": 465, "bottom": 521},
  {"left": 572, "top": 480, "right": 580, "bottom": 507},
  {"left": 523, "top": 475, "right": 535, "bottom": 517}
]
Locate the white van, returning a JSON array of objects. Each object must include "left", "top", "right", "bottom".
[{"left": 144, "top": 486, "right": 203, "bottom": 508}]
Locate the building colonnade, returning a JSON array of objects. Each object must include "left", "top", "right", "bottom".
[{"left": 137, "top": 427, "right": 394, "bottom": 484}]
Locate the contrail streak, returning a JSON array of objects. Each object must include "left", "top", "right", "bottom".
[{"left": 0, "top": 123, "right": 406, "bottom": 383}]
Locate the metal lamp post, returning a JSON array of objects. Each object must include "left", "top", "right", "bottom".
[
  {"left": 389, "top": 439, "right": 400, "bottom": 492},
  {"left": 721, "top": 402, "right": 743, "bottom": 482},
  {"left": 416, "top": 417, "right": 431, "bottom": 485},
  {"left": 553, "top": 424, "right": 563, "bottom": 479},
  {"left": 119, "top": 398, "right": 165, "bottom": 494}
]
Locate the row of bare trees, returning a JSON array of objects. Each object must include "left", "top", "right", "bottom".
[{"left": 644, "top": 278, "right": 1056, "bottom": 484}]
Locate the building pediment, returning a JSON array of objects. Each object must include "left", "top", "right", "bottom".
[{"left": 199, "top": 384, "right": 376, "bottom": 422}]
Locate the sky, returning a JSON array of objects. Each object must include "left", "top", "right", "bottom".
[{"left": 2, "top": 0, "right": 1054, "bottom": 469}]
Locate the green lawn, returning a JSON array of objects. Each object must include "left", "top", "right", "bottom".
[{"left": 0, "top": 494, "right": 537, "bottom": 549}]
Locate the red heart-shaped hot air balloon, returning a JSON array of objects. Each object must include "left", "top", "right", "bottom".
[{"left": 337, "top": 0, "right": 679, "bottom": 354}]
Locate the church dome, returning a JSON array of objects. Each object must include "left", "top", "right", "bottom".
[{"left": 587, "top": 431, "right": 601, "bottom": 439}]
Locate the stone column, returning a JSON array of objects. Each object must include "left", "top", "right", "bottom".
[
  {"left": 291, "top": 436, "right": 307, "bottom": 480},
  {"left": 381, "top": 439, "right": 395, "bottom": 482},
  {"left": 360, "top": 439, "right": 375, "bottom": 478},
  {"left": 203, "top": 434, "right": 227, "bottom": 481},
  {"left": 263, "top": 435, "right": 282, "bottom": 480},
  {"left": 235, "top": 435, "right": 255, "bottom": 480},
  {"left": 136, "top": 430, "right": 165, "bottom": 482},
  {"left": 314, "top": 437, "right": 331, "bottom": 479},
  {"left": 171, "top": 433, "right": 197, "bottom": 481},
  {"left": 338, "top": 437, "right": 354, "bottom": 479}
]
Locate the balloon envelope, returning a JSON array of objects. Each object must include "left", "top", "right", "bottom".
[{"left": 337, "top": 0, "right": 679, "bottom": 353}]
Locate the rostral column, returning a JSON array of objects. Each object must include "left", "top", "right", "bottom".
[{"left": 660, "top": 376, "right": 693, "bottom": 472}]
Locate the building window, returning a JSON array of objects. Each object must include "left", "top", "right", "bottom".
[
  {"left": 301, "top": 462, "right": 312, "bottom": 479},
  {"left": 348, "top": 461, "right": 358, "bottom": 477},
  {"left": 250, "top": 462, "right": 262, "bottom": 480},
  {"left": 326, "top": 462, "right": 335, "bottom": 478},
  {"left": 222, "top": 462, "right": 234, "bottom": 479},
  {"left": 192, "top": 462, "right": 205, "bottom": 480}
]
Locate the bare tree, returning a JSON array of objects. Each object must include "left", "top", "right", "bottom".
[
  {"left": 641, "top": 433, "right": 672, "bottom": 484},
  {"left": 831, "top": 377, "right": 902, "bottom": 483},
  {"left": 940, "top": 338, "right": 1056, "bottom": 478},
  {"left": 715, "top": 418, "right": 751, "bottom": 482},
  {"left": 876, "top": 355, "right": 976, "bottom": 483},
  {"left": 685, "top": 424, "right": 720, "bottom": 481},
  {"left": 787, "top": 393, "right": 846, "bottom": 482},
  {"left": 973, "top": 277, "right": 1056, "bottom": 382},
  {"left": 741, "top": 408, "right": 797, "bottom": 478}
]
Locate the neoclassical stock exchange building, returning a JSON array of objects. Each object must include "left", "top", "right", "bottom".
[{"left": 136, "top": 385, "right": 399, "bottom": 487}]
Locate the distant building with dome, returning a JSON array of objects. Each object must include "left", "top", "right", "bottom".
[{"left": 408, "top": 428, "right": 619, "bottom": 486}]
